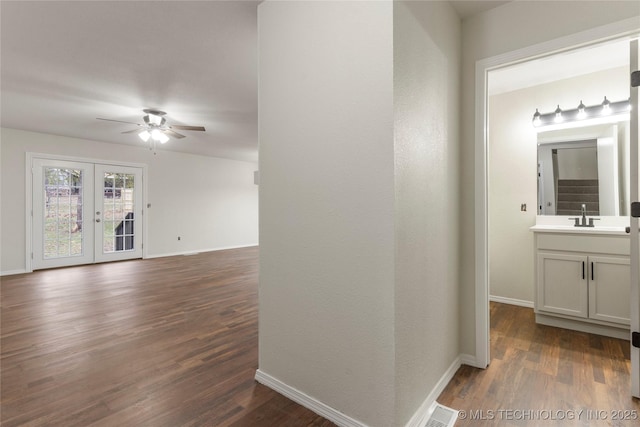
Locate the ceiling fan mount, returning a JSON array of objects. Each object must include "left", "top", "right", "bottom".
[
  {"left": 97, "top": 109, "right": 206, "bottom": 152},
  {"left": 142, "top": 109, "right": 167, "bottom": 127},
  {"left": 142, "top": 109, "right": 166, "bottom": 116}
]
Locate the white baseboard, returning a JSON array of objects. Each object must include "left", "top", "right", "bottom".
[
  {"left": 489, "top": 295, "right": 534, "bottom": 308},
  {"left": 255, "top": 355, "right": 467, "bottom": 427},
  {"left": 1, "top": 245, "right": 259, "bottom": 276},
  {"left": 144, "top": 244, "right": 258, "bottom": 259},
  {"left": 0, "top": 269, "right": 28, "bottom": 277},
  {"left": 459, "top": 353, "right": 481, "bottom": 368},
  {"left": 404, "top": 356, "right": 462, "bottom": 427},
  {"left": 254, "top": 369, "right": 368, "bottom": 427}
]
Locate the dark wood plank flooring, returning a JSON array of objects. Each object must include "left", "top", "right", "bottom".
[
  {"left": 4, "top": 250, "right": 640, "bottom": 426},
  {"left": 438, "top": 302, "right": 640, "bottom": 426},
  {"left": 1, "top": 247, "right": 335, "bottom": 427}
]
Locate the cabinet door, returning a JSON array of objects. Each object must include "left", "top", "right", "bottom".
[
  {"left": 588, "top": 256, "right": 630, "bottom": 325},
  {"left": 537, "top": 252, "right": 588, "bottom": 318}
]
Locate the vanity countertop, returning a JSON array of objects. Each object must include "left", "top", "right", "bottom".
[{"left": 529, "top": 224, "right": 629, "bottom": 235}]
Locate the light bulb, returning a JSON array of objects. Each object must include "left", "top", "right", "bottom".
[
  {"left": 158, "top": 132, "right": 169, "bottom": 144},
  {"left": 577, "top": 100, "right": 586, "bottom": 119},
  {"left": 138, "top": 130, "right": 150, "bottom": 142},
  {"left": 532, "top": 109, "right": 541, "bottom": 126},
  {"left": 151, "top": 129, "right": 163, "bottom": 140},
  {"left": 602, "top": 96, "right": 611, "bottom": 115},
  {"left": 554, "top": 105, "right": 563, "bottom": 123}
]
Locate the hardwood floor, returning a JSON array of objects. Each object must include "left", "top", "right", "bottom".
[
  {"left": 1, "top": 247, "right": 335, "bottom": 427},
  {"left": 4, "top": 251, "right": 640, "bottom": 426},
  {"left": 438, "top": 302, "right": 640, "bottom": 426}
]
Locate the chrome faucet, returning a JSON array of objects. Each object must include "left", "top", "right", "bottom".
[{"left": 569, "top": 203, "right": 599, "bottom": 227}]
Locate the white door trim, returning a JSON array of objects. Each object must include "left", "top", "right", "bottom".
[
  {"left": 474, "top": 17, "right": 640, "bottom": 369},
  {"left": 629, "top": 38, "right": 639, "bottom": 398},
  {"left": 26, "top": 152, "right": 148, "bottom": 272}
]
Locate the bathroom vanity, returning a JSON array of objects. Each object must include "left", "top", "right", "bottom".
[
  {"left": 530, "top": 110, "right": 632, "bottom": 339},
  {"left": 531, "top": 224, "right": 630, "bottom": 339}
]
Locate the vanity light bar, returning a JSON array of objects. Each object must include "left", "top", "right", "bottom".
[{"left": 532, "top": 97, "right": 630, "bottom": 127}]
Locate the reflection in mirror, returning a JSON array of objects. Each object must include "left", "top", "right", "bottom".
[
  {"left": 539, "top": 142, "right": 599, "bottom": 215},
  {"left": 537, "top": 120, "right": 629, "bottom": 217}
]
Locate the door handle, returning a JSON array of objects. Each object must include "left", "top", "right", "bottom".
[{"left": 96, "top": 219, "right": 101, "bottom": 223}]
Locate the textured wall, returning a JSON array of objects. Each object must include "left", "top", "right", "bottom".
[
  {"left": 393, "top": 1, "right": 461, "bottom": 425},
  {"left": 258, "top": 1, "right": 464, "bottom": 425},
  {"left": 258, "top": 2, "right": 396, "bottom": 425}
]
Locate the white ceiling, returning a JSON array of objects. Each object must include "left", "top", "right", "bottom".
[
  {"left": 489, "top": 39, "right": 630, "bottom": 96},
  {"left": 450, "top": 0, "right": 511, "bottom": 20},
  {"left": 1, "top": 1, "right": 259, "bottom": 162},
  {"left": 2, "top": 1, "right": 624, "bottom": 163}
]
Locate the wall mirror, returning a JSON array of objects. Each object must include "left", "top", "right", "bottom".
[{"left": 537, "top": 119, "right": 630, "bottom": 216}]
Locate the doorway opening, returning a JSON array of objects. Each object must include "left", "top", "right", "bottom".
[
  {"left": 474, "top": 18, "right": 640, "bottom": 373},
  {"left": 487, "top": 38, "right": 630, "bottom": 309}
]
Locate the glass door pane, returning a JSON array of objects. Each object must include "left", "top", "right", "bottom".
[
  {"left": 43, "top": 167, "right": 84, "bottom": 258},
  {"left": 101, "top": 172, "right": 135, "bottom": 253},
  {"left": 95, "top": 165, "right": 143, "bottom": 262},
  {"left": 32, "top": 159, "right": 95, "bottom": 269}
]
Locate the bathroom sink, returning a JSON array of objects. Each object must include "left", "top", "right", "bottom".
[{"left": 529, "top": 224, "right": 627, "bottom": 235}]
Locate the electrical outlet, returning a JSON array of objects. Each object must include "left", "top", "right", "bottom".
[{"left": 520, "top": 203, "right": 527, "bottom": 212}]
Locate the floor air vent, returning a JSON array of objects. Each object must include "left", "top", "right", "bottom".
[{"left": 424, "top": 402, "right": 458, "bottom": 427}]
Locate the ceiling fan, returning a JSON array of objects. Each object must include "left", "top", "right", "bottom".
[{"left": 97, "top": 109, "right": 205, "bottom": 149}]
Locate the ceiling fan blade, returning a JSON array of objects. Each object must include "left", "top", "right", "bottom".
[
  {"left": 165, "top": 129, "right": 186, "bottom": 139},
  {"left": 170, "top": 125, "right": 206, "bottom": 132},
  {"left": 121, "top": 128, "right": 142, "bottom": 134},
  {"left": 97, "top": 118, "right": 143, "bottom": 126}
]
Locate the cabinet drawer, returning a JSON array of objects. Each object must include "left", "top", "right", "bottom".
[{"left": 536, "top": 233, "right": 629, "bottom": 255}]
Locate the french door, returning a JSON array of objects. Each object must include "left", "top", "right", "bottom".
[{"left": 32, "top": 158, "right": 143, "bottom": 270}]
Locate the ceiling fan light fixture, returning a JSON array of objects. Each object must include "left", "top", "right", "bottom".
[
  {"left": 138, "top": 130, "right": 151, "bottom": 142},
  {"left": 147, "top": 113, "right": 163, "bottom": 126},
  {"left": 149, "top": 128, "right": 169, "bottom": 144},
  {"left": 99, "top": 109, "right": 204, "bottom": 152}
]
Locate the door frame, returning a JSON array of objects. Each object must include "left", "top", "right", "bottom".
[
  {"left": 473, "top": 18, "right": 640, "bottom": 369},
  {"left": 630, "top": 38, "right": 639, "bottom": 398},
  {"left": 26, "top": 152, "right": 148, "bottom": 273}
]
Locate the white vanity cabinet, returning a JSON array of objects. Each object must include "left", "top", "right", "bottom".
[
  {"left": 537, "top": 252, "right": 589, "bottom": 318},
  {"left": 532, "top": 228, "right": 630, "bottom": 339},
  {"left": 588, "top": 255, "right": 630, "bottom": 325}
]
